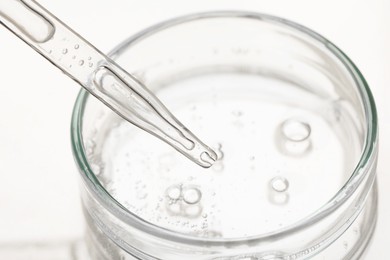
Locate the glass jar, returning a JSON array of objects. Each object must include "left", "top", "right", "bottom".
[{"left": 71, "top": 12, "right": 378, "bottom": 260}]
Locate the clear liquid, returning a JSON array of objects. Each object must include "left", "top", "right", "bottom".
[{"left": 88, "top": 72, "right": 361, "bottom": 239}]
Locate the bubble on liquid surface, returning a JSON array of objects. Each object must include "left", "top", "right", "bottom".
[
  {"left": 183, "top": 186, "right": 202, "bottom": 204},
  {"left": 214, "top": 143, "right": 224, "bottom": 160},
  {"left": 281, "top": 119, "right": 311, "bottom": 142},
  {"left": 211, "top": 143, "right": 224, "bottom": 171},
  {"left": 276, "top": 119, "right": 312, "bottom": 155},
  {"left": 166, "top": 184, "right": 182, "bottom": 200},
  {"left": 270, "top": 176, "right": 289, "bottom": 192}
]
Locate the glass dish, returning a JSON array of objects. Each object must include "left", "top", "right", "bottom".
[{"left": 71, "top": 11, "right": 378, "bottom": 260}]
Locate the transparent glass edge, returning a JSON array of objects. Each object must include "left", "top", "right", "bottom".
[{"left": 69, "top": 11, "right": 379, "bottom": 247}]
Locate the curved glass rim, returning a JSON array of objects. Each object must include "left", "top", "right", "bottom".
[{"left": 71, "top": 11, "right": 378, "bottom": 246}]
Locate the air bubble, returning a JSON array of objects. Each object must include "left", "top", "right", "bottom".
[
  {"left": 211, "top": 143, "right": 224, "bottom": 171},
  {"left": 62, "top": 48, "right": 68, "bottom": 54},
  {"left": 88, "top": 62, "right": 94, "bottom": 67},
  {"left": 270, "top": 176, "right": 289, "bottom": 192},
  {"left": 74, "top": 44, "right": 79, "bottom": 49},
  {"left": 79, "top": 60, "right": 84, "bottom": 66},
  {"left": 215, "top": 143, "right": 224, "bottom": 160},
  {"left": 281, "top": 119, "right": 311, "bottom": 142},
  {"left": 268, "top": 177, "right": 290, "bottom": 205},
  {"left": 183, "top": 187, "right": 202, "bottom": 204},
  {"left": 166, "top": 185, "right": 182, "bottom": 200},
  {"left": 276, "top": 119, "right": 312, "bottom": 155}
]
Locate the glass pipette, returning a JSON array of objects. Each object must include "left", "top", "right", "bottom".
[{"left": 0, "top": 0, "right": 217, "bottom": 168}]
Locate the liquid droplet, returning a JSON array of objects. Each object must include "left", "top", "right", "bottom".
[
  {"left": 62, "top": 48, "right": 68, "bottom": 54},
  {"left": 74, "top": 44, "right": 79, "bottom": 49},
  {"left": 79, "top": 60, "right": 84, "bottom": 66},
  {"left": 89, "top": 62, "right": 94, "bottom": 68}
]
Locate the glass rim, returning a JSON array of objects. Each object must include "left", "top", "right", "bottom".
[{"left": 71, "top": 11, "right": 378, "bottom": 246}]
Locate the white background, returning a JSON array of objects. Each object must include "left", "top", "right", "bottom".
[{"left": 0, "top": 0, "right": 388, "bottom": 258}]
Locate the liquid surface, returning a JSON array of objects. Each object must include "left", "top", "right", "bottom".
[{"left": 87, "top": 72, "right": 360, "bottom": 238}]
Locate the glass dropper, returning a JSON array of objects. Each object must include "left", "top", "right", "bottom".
[{"left": 0, "top": 0, "right": 217, "bottom": 167}]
